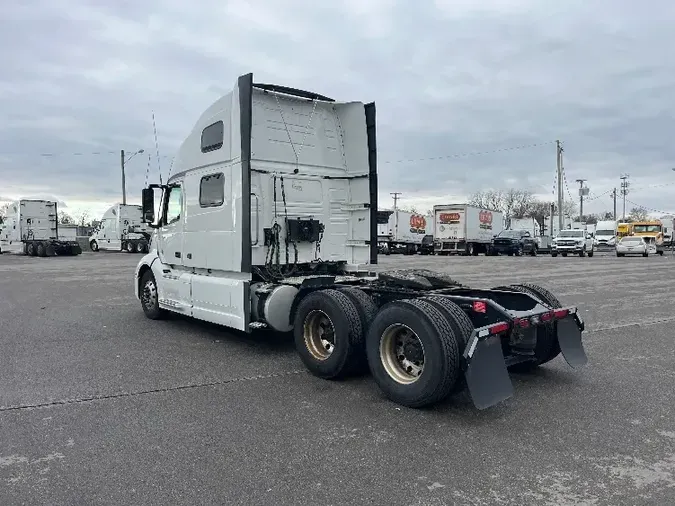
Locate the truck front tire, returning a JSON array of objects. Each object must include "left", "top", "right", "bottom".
[
  {"left": 366, "top": 298, "right": 461, "bottom": 408},
  {"left": 140, "top": 271, "right": 167, "bottom": 320},
  {"left": 293, "top": 289, "right": 365, "bottom": 380}
]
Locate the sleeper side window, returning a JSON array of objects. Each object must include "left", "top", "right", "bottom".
[
  {"left": 201, "top": 121, "right": 224, "bottom": 153},
  {"left": 199, "top": 173, "right": 225, "bottom": 208}
]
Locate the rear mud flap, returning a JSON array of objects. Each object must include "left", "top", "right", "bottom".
[
  {"left": 464, "top": 334, "right": 514, "bottom": 410},
  {"left": 557, "top": 316, "right": 588, "bottom": 368}
]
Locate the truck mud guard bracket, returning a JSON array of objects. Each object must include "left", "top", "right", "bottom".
[{"left": 463, "top": 324, "right": 514, "bottom": 410}]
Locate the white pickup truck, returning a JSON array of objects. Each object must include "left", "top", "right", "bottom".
[{"left": 551, "top": 229, "right": 595, "bottom": 257}]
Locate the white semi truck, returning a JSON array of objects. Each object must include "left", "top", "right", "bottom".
[
  {"left": 593, "top": 220, "right": 617, "bottom": 250},
  {"left": 377, "top": 209, "right": 429, "bottom": 255},
  {"left": 433, "top": 204, "right": 504, "bottom": 255},
  {"left": 133, "top": 73, "right": 587, "bottom": 410},
  {"left": 0, "top": 199, "right": 82, "bottom": 256},
  {"left": 89, "top": 204, "right": 151, "bottom": 253}
]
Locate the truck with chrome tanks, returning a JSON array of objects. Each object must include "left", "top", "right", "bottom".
[{"left": 133, "top": 73, "right": 588, "bottom": 410}]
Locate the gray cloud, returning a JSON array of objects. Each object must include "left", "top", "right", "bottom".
[{"left": 1, "top": 0, "right": 675, "bottom": 216}]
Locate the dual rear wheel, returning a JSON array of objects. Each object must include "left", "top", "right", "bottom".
[{"left": 293, "top": 289, "right": 474, "bottom": 408}]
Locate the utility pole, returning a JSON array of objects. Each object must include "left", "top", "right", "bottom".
[
  {"left": 121, "top": 149, "right": 126, "bottom": 205},
  {"left": 390, "top": 192, "right": 402, "bottom": 211},
  {"left": 576, "top": 178, "right": 587, "bottom": 221},
  {"left": 390, "top": 192, "right": 402, "bottom": 239},
  {"left": 556, "top": 140, "right": 564, "bottom": 232},
  {"left": 550, "top": 202, "right": 555, "bottom": 237},
  {"left": 620, "top": 174, "right": 630, "bottom": 219},
  {"left": 611, "top": 188, "right": 617, "bottom": 221}
]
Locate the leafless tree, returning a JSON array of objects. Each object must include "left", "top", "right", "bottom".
[
  {"left": 58, "top": 211, "right": 75, "bottom": 225},
  {"left": 628, "top": 207, "right": 648, "bottom": 221},
  {"left": 75, "top": 210, "right": 91, "bottom": 227},
  {"left": 469, "top": 188, "right": 534, "bottom": 226},
  {"left": 0, "top": 203, "right": 9, "bottom": 225}
]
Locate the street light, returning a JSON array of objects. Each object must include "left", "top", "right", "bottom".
[{"left": 121, "top": 149, "right": 145, "bottom": 205}]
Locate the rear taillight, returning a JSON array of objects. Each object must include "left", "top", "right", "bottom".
[
  {"left": 553, "top": 308, "right": 569, "bottom": 319},
  {"left": 489, "top": 322, "right": 509, "bottom": 334},
  {"left": 513, "top": 317, "right": 530, "bottom": 328},
  {"left": 540, "top": 311, "right": 553, "bottom": 322},
  {"left": 472, "top": 301, "right": 487, "bottom": 313}
]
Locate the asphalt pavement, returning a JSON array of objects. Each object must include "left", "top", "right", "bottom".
[{"left": 1, "top": 250, "right": 674, "bottom": 506}]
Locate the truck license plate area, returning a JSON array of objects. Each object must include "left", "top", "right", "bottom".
[
  {"left": 557, "top": 316, "right": 587, "bottom": 368},
  {"left": 464, "top": 334, "right": 514, "bottom": 410}
]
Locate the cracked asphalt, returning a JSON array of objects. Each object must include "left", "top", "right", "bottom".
[{"left": 1, "top": 250, "right": 674, "bottom": 505}]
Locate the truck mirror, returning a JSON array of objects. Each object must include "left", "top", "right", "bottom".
[{"left": 142, "top": 188, "right": 155, "bottom": 224}]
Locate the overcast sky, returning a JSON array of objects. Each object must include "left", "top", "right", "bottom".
[{"left": 1, "top": 0, "right": 675, "bottom": 219}]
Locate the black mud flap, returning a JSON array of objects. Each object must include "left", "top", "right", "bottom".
[
  {"left": 464, "top": 333, "right": 514, "bottom": 410},
  {"left": 557, "top": 316, "right": 588, "bottom": 368}
]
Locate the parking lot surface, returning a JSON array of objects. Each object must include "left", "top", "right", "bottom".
[{"left": 1, "top": 251, "right": 674, "bottom": 505}]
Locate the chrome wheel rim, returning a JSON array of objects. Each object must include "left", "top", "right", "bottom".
[{"left": 142, "top": 279, "right": 157, "bottom": 310}]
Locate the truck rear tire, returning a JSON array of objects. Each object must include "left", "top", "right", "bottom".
[
  {"left": 293, "top": 289, "right": 365, "bottom": 380},
  {"left": 37, "top": 242, "right": 47, "bottom": 257},
  {"left": 46, "top": 244, "right": 56, "bottom": 257},
  {"left": 26, "top": 242, "right": 36, "bottom": 256},
  {"left": 337, "top": 287, "right": 379, "bottom": 374},
  {"left": 366, "top": 298, "right": 461, "bottom": 408},
  {"left": 140, "top": 271, "right": 167, "bottom": 320},
  {"left": 493, "top": 283, "right": 562, "bottom": 372},
  {"left": 126, "top": 241, "right": 135, "bottom": 253},
  {"left": 421, "top": 295, "right": 473, "bottom": 394},
  {"left": 90, "top": 240, "right": 99, "bottom": 252}
]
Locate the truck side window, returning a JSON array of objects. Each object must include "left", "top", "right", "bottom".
[
  {"left": 201, "top": 121, "right": 224, "bottom": 153},
  {"left": 166, "top": 186, "right": 182, "bottom": 224},
  {"left": 199, "top": 173, "right": 225, "bottom": 207}
]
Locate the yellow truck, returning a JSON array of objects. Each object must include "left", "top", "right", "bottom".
[
  {"left": 630, "top": 219, "right": 664, "bottom": 255},
  {"left": 616, "top": 222, "right": 632, "bottom": 238}
]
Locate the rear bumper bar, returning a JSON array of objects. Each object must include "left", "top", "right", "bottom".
[{"left": 461, "top": 307, "right": 586, "bottom": 410}]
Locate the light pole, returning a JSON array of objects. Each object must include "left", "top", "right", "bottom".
[{"left": 121, "top": 149, "right": 145, "bottom": 205}]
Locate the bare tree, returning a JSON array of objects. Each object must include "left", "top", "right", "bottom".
[
  {"left": 75, "top": 210, "right": 91, "bottom": 227},
  {"left": 0, "top": 203, "right": 9, "bottom": 225},
  {"left": 628, "top": 206, "right": 648, "bottom": 221},
  {"left": 468, "top": 190, "right": 503, "bottom": 212},
  {"left": 526, "top": 200, "right": 553, "bottom": 235},
  {"left": 58, "top": 211, "right": 75, "bottom": 225},
  {"left": 469, "top": 188, "right": 534, "bottom": 227},
  {"left": 505, "top": 189, "right": 534, "bottom": 220}
]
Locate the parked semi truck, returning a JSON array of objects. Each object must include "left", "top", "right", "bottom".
[
  {"left": 133, "top": 73, "right": 587, "bottom": 410},
  {"left": 89, "top": 204, "right": 151, "bottom": 253},
  {"left": 0, "top": 199, "right": 82, "bottom": 256},
  {"left": 433, "top": 204, "right": 504, "bottom": 255},
  {"left": 377, "top": 209, "right": 429, "bottom": 255}
]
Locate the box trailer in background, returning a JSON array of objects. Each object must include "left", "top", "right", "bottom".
[
  {"left": 0, "top": 200, "right": 82, "bottom": 256},
  {"left": 89, "top": 204, "right": 152, "bottom": 253},
  {"left": 433, "top": 204, "right": 504, "bottom": 255},
  {"left": 377, "top": 209, "right": 430, "bottom": 255}
]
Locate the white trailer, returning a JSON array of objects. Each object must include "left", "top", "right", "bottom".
[
  {"left": 89, "top": 204, "right": 151, "bottom": 253},
  {"left": 433, "top": 204, "right": 504, "bottom": 255},
  {"left": 132, "top": 73, "right": 588, "bottom": 410},
  {"left": 0, "top": 200, "right": 82, "bottom": 256},
  {"left": 377, "top": 209, "right": 429, "bottom": 255}
]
